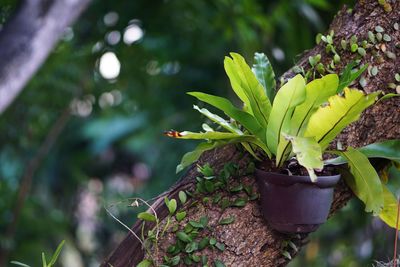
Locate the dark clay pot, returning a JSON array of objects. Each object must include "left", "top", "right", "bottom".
[{"left": 255, "top": 169, "right": 340, "bottom": 234}]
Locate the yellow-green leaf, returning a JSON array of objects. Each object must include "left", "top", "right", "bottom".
[
  {"left": 137, "top": 212, "right": 156, "bottom": 222},
  {"left": 305, "top": 88, "right": 379, "bottom": 150},
  {"left": 266, "top": 74, "right": 306, "bottom": 155},
  {"left": 335, "top": 148, "right": 383, "bottom": 214},
  {"left": 224, "top": 53, "right": 272, "bottom": 128},
  {"left": 276, "top": 74, "right": 338, "bottom": 165},
  {"left": 284, "top": 134, "right": 323, "bottom": 182},
  {"left": 378, "top": 185, "right": 399, "bottom": 228}
]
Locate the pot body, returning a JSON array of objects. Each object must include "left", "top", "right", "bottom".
[{"left": 255, "top": 169, "right": 340, "bottom": 234}]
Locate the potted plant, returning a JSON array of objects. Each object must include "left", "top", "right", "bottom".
[{"left": 165, "top": 52, "right": 400, "bottom": 234}]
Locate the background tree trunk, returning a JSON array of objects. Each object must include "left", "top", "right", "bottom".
[
  {"left": 0, "top": 0, "right": 92, "bottom": 114},
  {"left": 101, "top": 0, "right": 400, "bottom": 266}
]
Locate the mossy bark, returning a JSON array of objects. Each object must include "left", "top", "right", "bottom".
[{"left": 101, "top": 1, "right": 400, "bottom": 266}]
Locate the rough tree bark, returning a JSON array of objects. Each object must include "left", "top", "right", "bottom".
[
  {"left": 0, "top": 0, "right": 92, "bottom": 114},
  {"left": 101, "top": 1, "right": 400, "bottom": 266}
]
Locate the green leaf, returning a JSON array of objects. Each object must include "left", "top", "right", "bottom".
[
  {"left": 276, "top": 74, "right": 339, "bottom": 166},
  {"left": 170, "top": 256, "right": 181, "bottom": 266},
  {"left": 176, "top": 142, "right": 220, "bottom": 173},
  {"left": 209, "top": 237, "right": 217, "bottom": 245},
  {"left": 232, "top": 198, "right": 247, "bottom": 207},
  {"left": 224, "top": 53, "right": 272, "bottom": 128},
  {"left": 199, "top": 237, "right": 210, "bottom": 250},
  {"left": 176, "top": 231, "right": 192, "bottom": 243},
  {"left": 326, "top": 139, "right": 400, "bottom": 165},
  {"left": 137, "top": 259, "right": 152, "bottom": 267},
  {"left": 214, "top": 259, "right": 226, "bottom": 267},
  {"left": 377, "top": 93, "right": 400, "bottom": 103},
  {"left": 137, "top": 212, "right": 156, "bottom": 222},
  {"left": 166, "top": 130, "right": 248, "bottom": 140},
  {"left": 304, "top": 88, "right": 379, "bottom": 150},
  {"left": 267, "top": 74, "right": 306, "bottom": 155},
  {"left": 187, "top": 92, "right": 265, "bottom": 141},
  {"left": 178, "top": 191, "right": 187, "bottom": 204},
  {"left": 10, "top": 261, "right": 31, "bottom": 267},
  {"left": 199, "top": 216, "right": 208, "bottom": 227},
  {"left": 189, "top": 220, "right": 205, "bottom": 229},
  {"left": 219, "top": 216, "right": 235, "bottom": 225},
  {"left": 193, "top": 105, "right": 242, "bottom": 134},
  {"left": 215, "top": 242, "right": 225, "bottom": 251},
  {"left": 176, "top": 211, "right": 187, "bottom": 222},
  {"left": 48, "top": 240, "right": 65, "bottom": 266},
  {"left": 165, "top": 198, "right": 177, "bottom": 215},
  {"left": 379, "top": 185, "right": 399, "bottom": 228},
  {"left": 185, "top": 242, "right": 199, "bottom": 253},
  {"left": 281, "top": 251, "right": 292, "bottom": 260},
  {"left": 252, "top": 52, "right": 276, "bottom": 102},
  {"left": 338, "top": 62, "right": 368, "bottom": 93},
  {"left": 334, "top": 148, "right": 383, "bottom": 214},
  {"left": 41, "top": 253, "right": 47, "bottom": 267},
  {"left": 284, "top": 134, "right": 323, "bottom": 182}
]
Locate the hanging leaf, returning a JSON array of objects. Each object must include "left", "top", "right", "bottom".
[
  {"left": 266, "top": 74, "right": 306, "bottom": 155},
  {"left": 325, "top": 139, "right": 400, "bottom": 165},
  {"left": 224, "top": 53, "right": 272, "bottom": 128},
  {"left": 304, "top": 88, "right": 379, "bottom": 150},
  {"left": 284, "top": 134, "right": 323, "bottom": 182},
  {"left": 276, "top": 74, "right": 338, "bottom": 166},
  {"left": 187, "top": 92, "right": 265, "bottom": 141},
  {"left": 378, "top": 185, "right": 399, "bottom": 228},
  {"left": 337, "top": 62, "right": 368, "bottom": 93},
  {"left": 252, "top": 52, "right": 276, "bottom": 102},
  {"left": 333, "top": 148, "right": 383, "bottom": 214}
]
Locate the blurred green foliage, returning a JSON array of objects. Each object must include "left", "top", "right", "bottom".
[{"left": 2, "top": 0, "right": 399, "bottom": 266}]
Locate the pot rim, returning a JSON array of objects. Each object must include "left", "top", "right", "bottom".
[{"left": 255, "top": 168, "right": 341, "bottom": 188}]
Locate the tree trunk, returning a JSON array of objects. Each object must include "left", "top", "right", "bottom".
[
  {"left": 101, "top": 1, "right": 400, "bottom": 266},
  {"left": 0, "top": 0, "right": 92, "bottom": 114}
]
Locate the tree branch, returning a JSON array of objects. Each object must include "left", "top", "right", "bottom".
[
  {"left": 0, "top": 0, "right": 92, "bottom": 114},
  {"left": 101, "top": 0, "right": 400, "bottom": 266}
]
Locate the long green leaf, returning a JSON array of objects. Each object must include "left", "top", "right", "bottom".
[
  {"left": 252, "top": 52, "right": 276, "bottom": 102},
  {"left": 358, "top": 140, "right": 400, "bottom": 162},
  {"left": 284, "top": 134, "right": 323, "bottom": 182},
  {"left": 266, "top": 74, "right": 306, "bottom": 155},
  {"left": 165, "top": 130, "right": 247, "bottom": 140},
  {"left": 379, "top": 184, "right": 398, "bottom": 228},
  {"left": 175, "top": 135, "right": 271, "bottom": 173},
  {"left": 224, "top": 56, "right": 252, "bottom": 113},
  {"left": 10, "top": 262, "right": 31, "bottom": 267},
  {"left": 176, "top": 142, "right": 221, "bottom": 173},
  {"left": 48, "top": 240, "right": 65, "bottom": 266},
  {"left": 334, "top": 148, "right": 383, "bottom": 214},
  {"left": 325, "top": 139, "right": 400, "bottom": 165},
  {"left": 304, "top": 88, "right": 379, "bottom": 150},
  {"left": 224, "top": 53, "right": 272, "bottom": 128},
  {"left": 276, "top": 74, "right": 338, "bottom": 165},
  {"left": 337, "top": 62, "right": 368, "bottom": 93},
  {"left": 193, "top": 105, "right": 242, "bottom": 134},
  {"left": 187, "top": 92, "right": 265, "bottom": 141}
]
